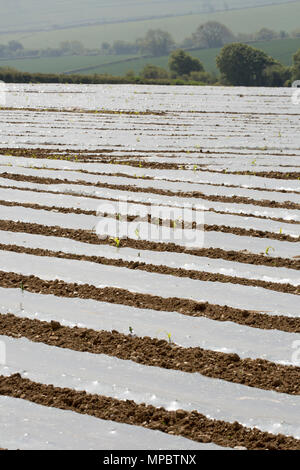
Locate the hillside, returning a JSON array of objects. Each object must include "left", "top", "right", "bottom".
[
  {"left": 0, "top": 1, "right": 299, "bottom": 49},
  {"left": 0, "top": 0, "right": 296, "bottom": 33}
]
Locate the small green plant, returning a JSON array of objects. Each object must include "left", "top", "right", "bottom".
[
  {"left": 135, "top": 228, "right": 140, "bottom": 239},
  {"left": 129, "top": 326, "right": 134, "bottom": 335},
  {"left": 265, "top": 246, "right": 275, "bottom": 256},
  {"left": 166, "top": 332, "right": 172, "bottom": 344},
  {"left": 20, "top": 281, "right": 24, "bottom": 293},
  {"left": 110, "top": 237, "right": 120, "bottom": 248}
]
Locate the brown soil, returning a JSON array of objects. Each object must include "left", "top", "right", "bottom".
[
  {"left": 0, "top": 198, "right": 298, "bottom": 244},
  {"left": 57, "top": 167, "right": 300, "bottom": 195},
  {"left": 0, "top": 219, "right": 298, "bottom": 272},
  {"left": 0, "top": 242, "right": 298, "bottom": 296},
  {"left": 1, "top": 171, "right": 299, "bottom": 211},
  {"left": 1, "top": 374, "right": 299, "bottom": 450},
  {"left": 0, "top": 107, "right": 166, "bottom": 116},
  {"left": 96, "top": 158, "right": 300, "bottom": 181},
  {"left": 225, "top": 170, "right": 300, "bottom": 180},
  {"left": 1, "top": 313, "right": 300, "bottom": 395},
  {"left": 1, "top": 146, "right": 299, "bottom": 159},
  {"left": 1, "top": 270, "right": 299, "bottom": 333}
]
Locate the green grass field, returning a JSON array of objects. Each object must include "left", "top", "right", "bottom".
[
  {"left": 0, "top": 54, "right": 138, "bottom": 74},
  {"left": 1, "top": 36, "right": 300, "bottom": 77},
  {"left": 0, "top": 1, "right": 300, "bottom": 50},
  {"left": 68, "top": 36, "right": 300, "bottom": 75}
]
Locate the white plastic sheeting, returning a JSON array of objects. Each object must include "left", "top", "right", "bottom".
[
  {"left": 1, "top": 336, "right": 300, "bottom": 439},
  {"left": 0, "top": 396, "right": 221, "bottom": 450},
  {"left": 0, "top": 187, "right": 299, "bottom": 237},
  {"left": 1, "top": 287, "right": 299, "bottom": 364},
  {"left": 0, "top": 250, "right": 298, "bottom": 317}
]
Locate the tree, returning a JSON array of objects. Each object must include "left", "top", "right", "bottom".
[
  {"left": 291, "top": 29, "right": 300, "bottom": 38},
  {"left": 254, "top": 28, "right": 278, "bottom": 41},
  {"left": 111, "top": 40, "right": 138, "bottom": 55},
  {"left": 292, "top": 49, "right": 300, "bottom": 80},
  {"left": 8, "top": 40, "right": 23, "bottom": 52},
  {"left": 216, "top": 43, "right": 277, "bottom": 86},
  {"left": 60, "top": 41, "right": 84, "bottom": 55},
  {"left": 169, "top": 49, "right": 204, "bottom": 77},
  {"left": 101, "top": 42, "right": 111, "bottom": 54},
  {"left": 263, "top": 64, "right": 291, "bottom": 87},
  {"left": 190, "top": 22, "right": 235, "bottom": 49},
  {"left": 137, "top": 29, "right": 175, "bottom": 56},
  {"left": 140, "top": 64, "right": 169, "bottom": 79}
]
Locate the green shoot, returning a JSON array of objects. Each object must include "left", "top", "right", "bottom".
[
  {"left": 265, "top": 246, "right": 275, "bottom": 256},
  {"left": 110, "top": 237, "right": 120, "bottom": 248},
  {"left": 135, "top": 228, "right": 140, "bottom": 239}
]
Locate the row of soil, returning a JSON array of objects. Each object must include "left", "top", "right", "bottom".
[
  {"left": 0, "top": 107, "right": 166, "bottom": 116},
  {"left": 1, "top": 313, "right": 300, "bottom": 395},
  {"left": 0, "top": 198, "right": 298, "bottom": 244},
  {"left": 1, "top": 148, "right": 299, "bottom": 195},
  {"left": 0, "top": 270, "right": 299, "bottom": 333},
  {"left": 0, "top": 219, "right": 298, "bottom": 271},
  {"left": 1, "top": 146, "right": 299, "bottom": 160},
  {"left": 0, "top": 374, "right": 299, "bottom": 450},
  {"left": 95, "top": 157, "right": 300, "bottom": 181},
  {"left": 0, "top": 241, "right": 298, "bottom": 296},
  {"left": 2, "top": 105, "right": 299, "bottom": 116},
  {"left": 8, "top": 159, "right": 300, "bottom": 197},
  {"left": 55, "top": 167, "right": 300, "bottom": 195},
  {"left": 223, "top": 170, "right": 300, "bottom": 180},
  {"left": 1, "top": 171, "right": 299, "bottom": 211},
  {"left": 78, "top": 156, "right": 300, "bottom": 181},
  {"left": 1, "top": 181, "right": 298, "bottom": 226}
]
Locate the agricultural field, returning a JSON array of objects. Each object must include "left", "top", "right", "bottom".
[
  {"left": 2, "top": 36, "right": 300, "bottom": 77},
  {"left": 1, "top": 1, "right": 300, "bottom": 49},
  {"left": 0, "top": 84, "right": 299, "bottom": 450},
  {"left": 70, "top": 37, "right": 300, "bottom": 76},
  {"left": 0, "top": 54, "right": 139, "bottom": 75}
]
